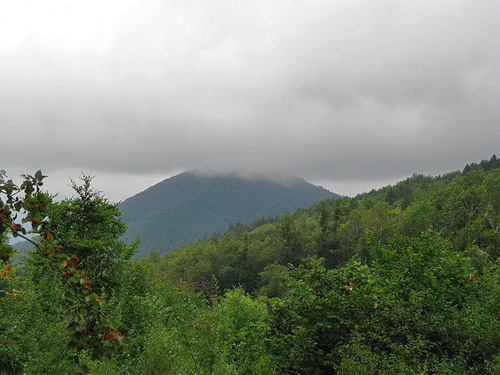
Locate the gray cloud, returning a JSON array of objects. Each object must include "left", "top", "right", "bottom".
[{"left": 1, "top": 0, "right": 499, "bottom": 200}]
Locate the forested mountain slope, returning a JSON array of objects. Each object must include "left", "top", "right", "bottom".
[
  {"left": 4, "top": 156, "right": 500, "bottom": 374},
  {"left": 144, "top": 155, "right": 500, "bottom": 294},
  {"left": 119, "top": 171, "right": 337, "bottom": 257}
]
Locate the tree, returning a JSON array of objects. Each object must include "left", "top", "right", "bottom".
[
  {"left": 48, "top": 175, "right": 138, "bottom": 294},
  {"left": 273, "top": 215, "right": 306, "bottom": 265},
  {"left": 481, "top": 170, "right": 500, "bottom": 259},
  {"left": 0, "top": 171, "right": 127, "bottom": 374},
  {"left": 268, "top": 233, "right": 500, "bottom": 374}
]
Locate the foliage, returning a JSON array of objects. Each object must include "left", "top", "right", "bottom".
[
  {"left": 4, "top": 155, "right": 500, "bottom": 373},
  {"left": 48, "top": 175, "right": 138, "bottom": 294},
  {"left": 138, "top": 156, "right": 500, "bottom": 299},
  {"left": 268, "top": 233, "right": 500, "bottom": 374},
  {"left": 0, "top": 172, "right": 128, "bottom": 374},
  {"left": 135, "top": 286, "right": 275, "bottom": 375}
]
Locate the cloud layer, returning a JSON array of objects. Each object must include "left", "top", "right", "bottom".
[{"left": 1, "top": 0, "right": 499, "bottom": 199}]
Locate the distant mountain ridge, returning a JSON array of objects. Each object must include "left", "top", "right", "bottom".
[{"left": 119, "top": 171, "right": 338, "bottom": 258}]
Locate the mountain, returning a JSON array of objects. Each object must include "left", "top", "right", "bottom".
[
  {"left": 119, "top": 171, "right": 338, "bottom": 258},
  {"left": 143, "top": 155, "right": 500, "bottom": 295}
]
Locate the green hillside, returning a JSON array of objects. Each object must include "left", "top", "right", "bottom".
[
  {"left": 144, "top": 155, "right": 500, "bottom": 294},
  {"left": 119, "top": 171, "right": 338, "bottom": 257},
  {"left": 5, "top": 156, "right": 500, "bottom": 374}
]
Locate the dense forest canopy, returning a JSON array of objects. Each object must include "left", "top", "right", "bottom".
[{"left": 2, "top": 155, "right": 500, "bottom": 374}]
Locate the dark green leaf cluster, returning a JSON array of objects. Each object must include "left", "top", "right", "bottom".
[
  {"left": 48, "top": 175, "right": 138, "bottom": 294},
  {"left": 269, "top": 234, "right": 499, "bottom": 374}
]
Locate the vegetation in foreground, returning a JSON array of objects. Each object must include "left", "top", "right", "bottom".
[{"left": 2, "top": 155, "right": 500, "bottom": 374}]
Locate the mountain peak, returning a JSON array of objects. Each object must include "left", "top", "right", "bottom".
[{"left": 120, "top": 171, "right": 338, "bottom": 258}]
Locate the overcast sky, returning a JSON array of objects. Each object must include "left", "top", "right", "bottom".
[{"left": 1, "top": 0, "right": 499, "bottom": 201}]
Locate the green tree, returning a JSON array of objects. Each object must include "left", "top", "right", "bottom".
[
  {"left": 478, "top": 169, "right": 500, "bottom": 259},
  {"left": 48, "top": 175, "right": 138, "bottom": 294},
  {"left": 273, "top": 215, "right": 306, "bottom": 265},
  {"left": 268, "top": 233, "right": 500, "bottom": 374},
  {"left": 268, "top": 258, "right": 372, "bottom": 374},
  {"left": 0, "top": 171, "right": 134, "bottom": 374}
]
